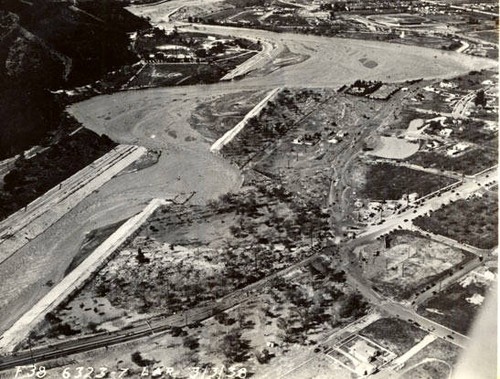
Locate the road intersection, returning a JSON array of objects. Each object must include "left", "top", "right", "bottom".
[{"left": 0, "top": 2, "right": 497, "bottom": 374}]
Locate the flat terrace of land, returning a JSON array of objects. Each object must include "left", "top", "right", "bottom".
[
  {"left": 398, "top": 338, "right": 461, "bottom": 379},
  {"left": 2, "top": 6, "right": 496, "bottom": 359},
  {"left": 0, "top": 88, "right": 246, "bottom": 335},
  {"left": 355, "top": 230, "right": 474, "bottom": 300},
  {"left": 417, "top": 265, "right": 496, "bottom": 335},
  {"left": 414, "top": 190, "right": 498, "bottom": 249}
]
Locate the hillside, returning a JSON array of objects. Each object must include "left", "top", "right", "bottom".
[{"left": 0, "top": 0, "right": 149, "bottom": 159}]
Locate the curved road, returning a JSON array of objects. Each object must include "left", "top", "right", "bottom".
[{"left": 0, "top": 0, "right": 496, "bottom": 355}]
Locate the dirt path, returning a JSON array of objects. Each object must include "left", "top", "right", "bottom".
[{"left": 0, "top": 7, "right": 495, "bottom": 336}]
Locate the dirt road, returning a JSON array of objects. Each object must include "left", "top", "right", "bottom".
[{"left": 0, "top": 2, "right": 495, "bottom": 336}]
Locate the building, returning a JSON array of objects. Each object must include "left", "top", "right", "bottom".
[{"left": 350, "top": 339, "right": 380, "bottom": 363}]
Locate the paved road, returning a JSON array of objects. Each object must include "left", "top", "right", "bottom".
[
  {"left": 2, "top": 164, "right": 495, "bottom": 369},
  {"left": 0, "top": 0, "right": 497, "bottom": 370},
  {"left": 421, "top": 0, "right": 499, "bottom": 17},
  {"left": 352, "top": 166, "right": 497, "bottom": 242}
]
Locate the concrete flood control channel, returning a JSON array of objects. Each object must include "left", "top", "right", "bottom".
[
  {"left": 0, "top": 198, "right": 167, "bottom": 353},
  {"left": 0, "top": 145, "right": 147, "bottom": 265}
]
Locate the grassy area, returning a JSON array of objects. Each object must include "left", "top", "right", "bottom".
[
  {"left": 359, "top": 318, "right": 427, "bottom": 355},
  {"left": 417, "top": 266, "right": 496, "bottom": 335},
  {"left": 414, "top": 191, "right": 498, "bottom": 249},
  {"left": 408, "top": 148, "right": 496, "bottom": 176},
  {"left": 401, "top": 360, "right": 452, "bottom": 379},
  {"left": 399, "top": 336, "right": 461, "bottom": 378},
  {"left": 467, "top": 30, "right": 499, "bottom": 44},
  {"left": 127, "top": 63, "right": 227, "bottom": 87},
  {"left": 360, "top": 163, "right": 455, "bottom": 200}
]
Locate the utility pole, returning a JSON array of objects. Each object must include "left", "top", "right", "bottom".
[
  {"left": 28, "top": 336, "right": 34, "bottom": 363},
  {"left": 253, "top": 246, "right": 258, "bottom": 272},
  {"left": 146, "top": 320, "right": 154, "bottom": 335}
]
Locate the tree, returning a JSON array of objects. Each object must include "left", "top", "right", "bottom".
[
  {"left": 136, "top": 248, "right": 150, "bottom": 264},
  {"left": 339, "top": 294, "right": 368, "bottom": 319},
  {"left": 474, "top": 90, "right": 487, "bottom": 108},
  {"left": 256, "top": 348, "right": 273, "bottom": 364},
  {"left": 183, "top": 335, "right": 200, "bottom": 350},
  {"left": 131, "top": 352, "right": 154, "bottom": 367},
  {"left": 220, "top": 330, "right": 250, "bottom": 363}
]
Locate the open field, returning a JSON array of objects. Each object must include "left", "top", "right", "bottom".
[
  {"left": 21, "top": 257, "right": 370, "bottom": 378},
  {"left": 0, "top": 0, "right": 497, "bottom": 367},
  {"left": 417, "top": 266, "right": 497, "bottom": 335},
  {"left": 407, "top": 148, "right": 497, "bottom": 176},
  {"left": 127, "top": 63, "right": 226, "bottom": 87},
  {"left": 398, "top": 335, "right": 461, "bottom": 379},
  {"left": 466, "top": 30, "right": 499, "bottom": 44},
  {"left": 355, "top": 231, "right": 473, "bottom": 300},
  {"left": 189, "top": 89, "right": 268, "bottom": 141},
  {"left": 358, "top": 162, "right": 455, "bottom": 201},
  {"left": 359, "top": 318, "right": 427, "bottom": 356},
  {"left": 414, "top": 191, "right": 498, "bottom": 249}
]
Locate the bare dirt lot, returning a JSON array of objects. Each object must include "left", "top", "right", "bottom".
[
  {"left": 355, "top": 231, "right": 473, "bottom": 300},
  {"left": 398, "top": 337, "right": 461, "bottom": 379}
]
